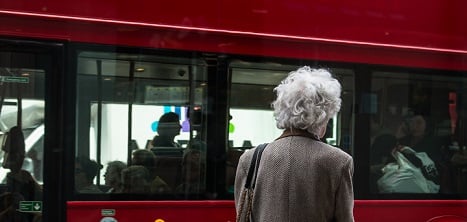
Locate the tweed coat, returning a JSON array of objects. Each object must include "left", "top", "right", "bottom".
[{"left": 234, "top": 131, "right": 354, "bottom": 222}]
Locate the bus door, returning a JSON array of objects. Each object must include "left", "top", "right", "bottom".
[{"left": 0, "top": 39, "right": 63, "bottom": 222}]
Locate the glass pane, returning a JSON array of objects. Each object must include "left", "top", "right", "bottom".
[
  {"left": 226, "top": 62, "right": 355, "bottom": 193},
  {"left": 369, "top": 70, "right": 467, "bottom": 194},
  {"left": 76, "top": 50, "right": 208, "bottom": 197},
  {"left": 0, "top": 51, "right": 45, "bottom": 221}
]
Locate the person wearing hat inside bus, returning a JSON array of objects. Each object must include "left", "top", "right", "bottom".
[{"left": 150, "top": 112, "right": 182, "bottom": 148}]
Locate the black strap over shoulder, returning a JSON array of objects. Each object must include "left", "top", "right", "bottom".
[{"left": 244, "top": 143, "right": 268, "bottom": 189}]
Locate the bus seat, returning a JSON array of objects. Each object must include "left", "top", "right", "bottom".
[
  {"left": 242, "top": 140, "right": 252, "bottom": 147},
  {"left": 154, "top": 156, "right": 183, "bottom": 190},
  {"left": 150, "top": 147, "right": 184, "bottom": 157}
]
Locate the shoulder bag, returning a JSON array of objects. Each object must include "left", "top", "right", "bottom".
[{"left": 236, "top": 143, "right": 268, "bottom": 222}]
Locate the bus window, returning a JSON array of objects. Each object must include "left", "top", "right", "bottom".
[
  {"left": 0, "top": 100, "right": 45, "bottom": 183},
  {"left": 0, "top": 50, "right": 46, "bottom": 221},
  {"left": 75, "top": 50, "right": 208, "bottom": 197},
  {"left": 369, "top": 70, "right": 467, "bottom": 195},
  {"left": 226, "top": 61, "right": 355, "bottom": 193}
]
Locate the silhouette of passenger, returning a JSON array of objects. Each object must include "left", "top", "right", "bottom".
[
  {"left": 0, "top": 192, "right": 27, "bottom": 221},
  {"left": 75, "top": 156, "right": 103, "bottom": 193},
  {"left": 151, "top": 112, "right": 181, "bottom": 148},
  {"left": 174, "top": 108, "right": 209, "bottom": 193},
  {"left": 2, "top": 126, "right": 42, "bottom": 201},
  {"left": 121, "top": 165, "right": 151, "bottom": 193},
  {"left": 1, "top": 126, "right": 42, "bottom": 222},
  {"left": 398, "top": 115, "right": 442, "bottom": 163},
  {"left": 177, "top": 148, "right": 206, "bottom": 193},
  {"left": 131, "top": 149, "right": 171, "bottom": 193},
  {"left": 131, "top": 149, "right": 155, "bottom": 169},
  {"left": 104, "top": 161, "right": 126, "bottom": 193}
]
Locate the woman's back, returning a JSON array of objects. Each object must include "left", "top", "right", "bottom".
[{"left": 235, "top": 135, "right": 354, "bottom": 222}]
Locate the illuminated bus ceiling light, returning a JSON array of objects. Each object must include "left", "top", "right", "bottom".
[{"left": 135, "top": 67, "right": 145, "bottom": 72}]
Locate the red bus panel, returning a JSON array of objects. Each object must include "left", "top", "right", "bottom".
[
  {"left": 1, "top": 0, "right": 466, "bottom": 71},
  {"left": 67, "top": 200, "right": 467, "bottom": 222}
]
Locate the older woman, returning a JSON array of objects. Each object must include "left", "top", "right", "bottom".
[
  {"left": 234, "top": 66, "right": 354, "bottom": 222},
  {"left": 104, "top": 160, "right": 127, "bottom": 193}
]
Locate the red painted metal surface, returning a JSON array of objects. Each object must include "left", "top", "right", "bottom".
[
  {"left": 67, "top": 200, "right": 467, "bottom": 222},
  {"left": 0, "top": 0, "right": 466, "bottom": 71},
  {"left": 2, "top": 1, "right": 467, "bottom": 221},
  {"left": 427, "top": 215, "right": 467, "bottom": 222},
  {"left": 0, "top": 0, "right": 465, "bottom": 51},
  {"left": 354, "top": 200, "right": 467, "bottom": 222},
  {"left": 67, "top": 201, "right": 237, "bottom": 222}
]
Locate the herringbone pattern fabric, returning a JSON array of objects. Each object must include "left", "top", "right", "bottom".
[{"left": 235, "top": 136, "right": 354, "bottom": 222}]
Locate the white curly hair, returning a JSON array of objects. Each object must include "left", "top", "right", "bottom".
[{"left": 272, "top": 66, "right": 342, "bottom": 135}]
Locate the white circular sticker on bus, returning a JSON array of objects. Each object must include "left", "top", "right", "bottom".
[{"left": 100, "top": 217, "right": 117, "bottom": 222}]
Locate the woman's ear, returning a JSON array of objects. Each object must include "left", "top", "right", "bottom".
[{"left": 319, "top": 121, "right": 328, "bottom": 139}]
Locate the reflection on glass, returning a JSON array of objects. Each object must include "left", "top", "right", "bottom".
[
  {"left": 370, "top": 71, "right": 466, "bottom": 194},
  {"left": 0, "top": 62, "right": 45, "bottom": 221},
  {"left": 76, "top": 51, "right": 208, "bottom": 197}
]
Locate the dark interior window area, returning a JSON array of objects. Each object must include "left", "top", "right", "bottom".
[
  {"left": 0, "top": 45, "right": 49, "bottom": 221},
  {"left": 368, "top": 70, "right": 467, "bottom": 196},
  {"left": 75, "top": 49, "right": 210, "bottom": 198},
  {"left": 68, "top": 45, "right": 467, "bottom": 200},
  {"left": 0, "top": 42, "right": 465, "bottom": 203}
]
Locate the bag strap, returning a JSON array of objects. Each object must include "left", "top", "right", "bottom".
[{"left": 245, "top": 143, "right": 268, "bottom": 189}]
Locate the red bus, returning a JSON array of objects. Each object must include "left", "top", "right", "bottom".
[{"left": 0, "top": 0, "right": 466, "bottom": 221}]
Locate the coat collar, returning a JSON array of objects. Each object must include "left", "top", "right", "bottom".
[{"left": 276, "top": 128, "right": 321, "bottom": 142}]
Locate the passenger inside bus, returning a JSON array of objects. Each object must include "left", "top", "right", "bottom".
[
  {"left": 121, "top": 165, "right": 151, "bottom": 193},
  {"left": 130, "top": 149, "right": 171, "bottom": 193},
  {"left": 1, "top": 126, "right": 42, "bottom": 222},
  {"left": 0, "top": 192, "right": 28, "bottom": 221},
  {"left": 103, "top": 160, "right": 127, "bottom": 193},
  {"left": 372, "top": 133, "right": 440, "bottom": 193},
  {"left": 150, "top": 112, "right": 182, "bottom": 148},
  {"left": 75, "top": 156, "right": 103, "bottom": 193},
  {"left": 186, "top": 108, "right": 206, "bottom": 152},
  {"left": 398, "top": 115, "right": 443, "bottom": 165},
  {"left": 398, "top": 115, "right": 445, "bottom": 187},
  {"left": 2, "top": 126, "right": 42, "bottom": 200},
  {"left": 176, "top": 148, "right": 206, "bottom": 193}
]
